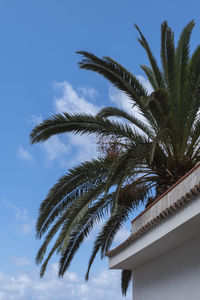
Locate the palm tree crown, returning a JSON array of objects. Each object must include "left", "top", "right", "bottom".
[{"left": 31, "top": 20, "right": 200, "bottom": 295}]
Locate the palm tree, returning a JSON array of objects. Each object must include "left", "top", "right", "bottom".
[{"left": 31, "top": 20, "right": 200, "bottom": 295}]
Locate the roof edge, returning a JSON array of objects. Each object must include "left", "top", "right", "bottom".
[
  {"left": 107, "top": 163, "right": 200, "bottom": 258},
  {"left": 131, "top": 162, "right": 200, "bottom": 224}
]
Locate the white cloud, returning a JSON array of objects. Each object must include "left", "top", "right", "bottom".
[
  {"left": 67, "top": 134, "right": 97, "bottom": 166},
  {"left": 109, "top": 85, "right": 133, "bottom": 113},
  {"left": 17, "top": 146, "right": 34, "bottom": 163},
  {"left": 0, "top": 264, "right": 131, "bottom": 300},
  {"left": 78, "top": 86, "right": 98, "bottom": 99},
  {"left": 10, "top": 257, "right": 31, "bottom": 267},
  {"left": 2, "top": 199, "right": 34, "bottom": 235},
  {"left": 108, "top": 85, "right": 147, "bottom": 132},
  {"left": 108, "top": 76, "right": 153, "bottom": 130},
  {"left": 40, "top": 82, "right": 100, "bottom": 167},
  {"left": 41, "top": 132, "right": 97, "bottom": 168},
  {"left": 42, "top": 136, "right": 69, "bottom": 161},
  {"left": 53, "top": 81, "right": 100, "bottom": 115},
  {"left": 108, "top": 75, "right": 153, "bottom": 113},
  {"left": 41, "top": 134, "right": 97, "bottom": 168},
  {"left": 136, "top": 75, "right": 153, "bottom": 94}
]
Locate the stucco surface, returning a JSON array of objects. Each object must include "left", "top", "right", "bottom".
[
  {"left": 109, "top": 191, "right": 200, "bottom": 269},
  {"left": 132, "top": 235, "right": 200, "bottom": 300}
]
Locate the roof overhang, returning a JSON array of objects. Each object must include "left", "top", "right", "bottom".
[
  {"left": 108, "top": 163, "right": 200, "bottom": 270},
  {"left": 109, "top": 195, "right": 200, "bottom": 269}
]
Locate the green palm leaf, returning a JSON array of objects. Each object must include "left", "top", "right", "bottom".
[
  {"left": 121, "top": 270, "right": 132, "bottom": 296},
  {"left": 77, "top": 51, "right": 148, "bottom": 103},
  {"left": 30, "top": 113, "right": 139, "bottom": 143}
]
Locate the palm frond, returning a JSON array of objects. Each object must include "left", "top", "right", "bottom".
[
  {"left": 30, "top": 113, "right": 139, "bottom": 144},
  {"left": 189, "top": 46, "right": 200, "bottom": 91},
  {"left": 165, "top": 26, "right": 176, "bottom": 104},
  {"left": 58, "top": 194, "right": 113, "bottom": 276},
  {"left": 36, "top": 157, "right": 111, "bottom": 238},
  {"left": 77, "top": 51, "right": 148, "bottom": 104},
  {"left": 140, "top": 64, "right": 157, "bottom": 90},
  {"left": 85, "top": 205, "right": 132, "bottom": 281},
  {"left": 175, "top": 21, "right": 195, "bottom": 142},
  {"left": 37, "top": 182, "right": 107, "bottom": 276},
  {"left": 121, "top": 270, "right": 132, "bottom": 296},
  {"left": 176, "top": 20, "right": 194, "bottom": 97},
  {"left": 85, "top": 184, "right": 148, "bottom": 280},
  {"left": 135, "top": 24, "right": 164, "bottom": 88},
  {"left": 161, "top": 21, "right": 168, "bottom": 80},
  {"left": 97, "top": 106, "right": 154, "bottom": 138}
]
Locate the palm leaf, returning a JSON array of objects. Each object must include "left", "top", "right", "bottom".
[
  {"left": 30, "top": 113, "right": 139, "bottom": 144},
  {"left": 36, "top": 158, "right": 112, "bottom": 238},
  {"left": 121, "top": 270, "right": 132, "bottom": 296},
  {"left": 135, "top": 24, "right": 164, "bottom": 88},
  {"left": 97, "top": 106, "right": 154, "bottom": 138},
  {"left": 58, "top": 194, "right": 113, "bottom": 276},
  {"left": 77, "top": 51, "right": 148, "bottom": 104},
  {"left": 140, "top": 64, "right": 157, "bottom": 90}
]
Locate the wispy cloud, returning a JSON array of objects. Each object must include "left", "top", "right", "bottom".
[
  {"left": 78, "top": 86, "right": 98, "bottom": 99},
  {"left": 17, "top": 146, "right": 34, "bottom": 163},
  {"left": 40, "top": 81, "right": 100, "bottom": 167},
  {"left": 29, "top": 114, "right": 43, "bottom": 125},
  {"left": 9, "top": 257, "right": 31, "bottom": 267},
  {"left": 2, "top": 199, "right": 34, "bottom": 235},
  {"left": 66, "top": 134, "right": 97, "bottom": 166},
  {"left": 108, "top": 85, "right": 133, "bottom": 112},
  {"left": 108, "top": 75, "right": 153, "bottom": 128},
  {"left": 53, "top": 81, "right": 100, "bottom": 115},
  {"left": 0, "top": 264, "right": 131, "bottom": 300},
  {"left": 136, "top": 75, "right": 153, "bottom": 94},
  {"left": 41, "top": 132, "right": 97, "bottom": 168},
  {"left": 42, "top": 136, "right": 69, "bottom": 162},
  {"left": 108, "top": 75, "right": 153, "bottom": 113}
]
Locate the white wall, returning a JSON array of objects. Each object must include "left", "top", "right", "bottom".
[{"left": 132, "top": 234, "right": 200, "bottom": 300}]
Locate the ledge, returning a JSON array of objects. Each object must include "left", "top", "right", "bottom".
[{"left": 107, "top": 163, "right": 200, "bottom": 261}]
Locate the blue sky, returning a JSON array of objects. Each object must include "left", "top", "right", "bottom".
[{"left": 1, "top": 0, "right": 200, "bottom": 299}]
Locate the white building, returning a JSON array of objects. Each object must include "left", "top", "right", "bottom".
[{"left": 107, "top": 164, "right": 200, "bottom": 300}]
